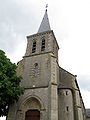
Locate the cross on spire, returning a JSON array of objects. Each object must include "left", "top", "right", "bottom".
[
  {"left": 38, "top": 5, "right": 51, "bottom": 33},
  {"left": 46, "top": 4, "right": 48, "bottom": 11}
]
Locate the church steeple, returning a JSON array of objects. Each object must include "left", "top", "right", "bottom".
[
  {"left": 25, "top": 6, "right": 59, "bottom": 59},
  {"left": 38, "top": 6, "right": 51, "bottom": 33}
]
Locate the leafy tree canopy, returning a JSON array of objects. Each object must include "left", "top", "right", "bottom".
[{"left": 0, "top": 50, "right": 24, "bottom": 117}]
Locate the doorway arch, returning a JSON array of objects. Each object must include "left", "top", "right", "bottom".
[
  {"left": 25, "top": 109, "right": 40, "bottom": 120},
  {"left": 18, "top": 96, "right": 45, "bottom": 120}
]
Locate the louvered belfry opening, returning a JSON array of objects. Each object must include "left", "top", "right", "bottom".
[{"left": 41, "top": 38, "right": 45, "bottom": 51}]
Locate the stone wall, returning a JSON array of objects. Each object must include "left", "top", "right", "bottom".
[{"left": 58, "top": 89, "right": 74, "bottom": 120}]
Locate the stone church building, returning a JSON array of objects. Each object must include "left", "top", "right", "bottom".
[{"left": 7, "top": 9, "right": 86, "bottom": 120}]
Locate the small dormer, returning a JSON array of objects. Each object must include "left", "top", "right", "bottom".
[{"left": 24, "top": 9, "right": 59, "bottom": 59}]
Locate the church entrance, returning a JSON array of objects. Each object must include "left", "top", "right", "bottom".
[{"left": 25, "top": 109, "right": 40, "bottom": 120}]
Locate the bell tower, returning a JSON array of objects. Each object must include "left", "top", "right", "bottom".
[
  {"left": 25, "top": 9, "right": 59, "bottom": 59},
  {"left": 7, "top": 8, "right": 59, "bottom": 120}
]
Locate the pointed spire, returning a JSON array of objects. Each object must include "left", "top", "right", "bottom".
[{"left": 38, "top": 5, "right": 51, "bottom": 33}]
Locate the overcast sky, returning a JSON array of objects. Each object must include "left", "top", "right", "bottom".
[{"left": 0, "top": 0, "right": 90, "bottom": 119}]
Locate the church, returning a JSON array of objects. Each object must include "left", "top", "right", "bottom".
[{"left": 7, "top": 8, "right": 86, "bottom": 120}]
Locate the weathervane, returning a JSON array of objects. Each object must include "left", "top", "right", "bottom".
[{"left": 46, "top": 4, "right": 48, "bottom": 11}]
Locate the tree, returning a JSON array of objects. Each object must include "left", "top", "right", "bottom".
[{"left": 0, "top": 50, "right": 24, "bottom": 117}]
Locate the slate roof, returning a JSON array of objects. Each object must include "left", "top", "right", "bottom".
[
  {"left": 58, "top": 82, "right": 72, "bottom": 89},
  {"left": 86, "top": 109, "right": 90, "bottom": 117},
  {"left": 38, "top": 9, "right": 51, "bottom": 33}
]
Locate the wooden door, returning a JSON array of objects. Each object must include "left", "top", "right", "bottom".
[{"left": 25, "top": 110, "right": 40, "bottom": 120}]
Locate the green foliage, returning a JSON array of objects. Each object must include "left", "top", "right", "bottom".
[{"left": 0, "top": 50, "right": 24, "bottom": 116}]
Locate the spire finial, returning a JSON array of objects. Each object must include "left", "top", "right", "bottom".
[
  {"left": 38, "top": 4, "right": 51, "bottom": 33},
  {"left": 46, "top": 4, "right": 48, "bottom": 11}
]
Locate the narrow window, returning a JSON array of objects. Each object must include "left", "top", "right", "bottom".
[
  {"left": 66, "top": 106, "right": 69, "bottom": 112},
  {"left": 41, "top": 38, "right": 45, "bottom": 51},
  {"left": 32, "top": 40, "right": 36, "bottom": 53},
  {"left": 66, "top": 91, "right": 68, "bottom": 95}
]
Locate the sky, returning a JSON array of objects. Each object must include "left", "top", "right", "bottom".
[{"left": 0, "top": 0, "right": 90, "bottom": 119}]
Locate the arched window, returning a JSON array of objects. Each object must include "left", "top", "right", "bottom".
[
  {"left": 34, "top": 63, "right": 39, "bottom": 76},
  {"left": 32, "top": 40, "right": 36, "bottom": 53},
  {"left": 34, "top": 63, "right": 38, "bottom": 68},
  {"left": 41, "top": 38, "right": 45, "bottom": 51}
]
